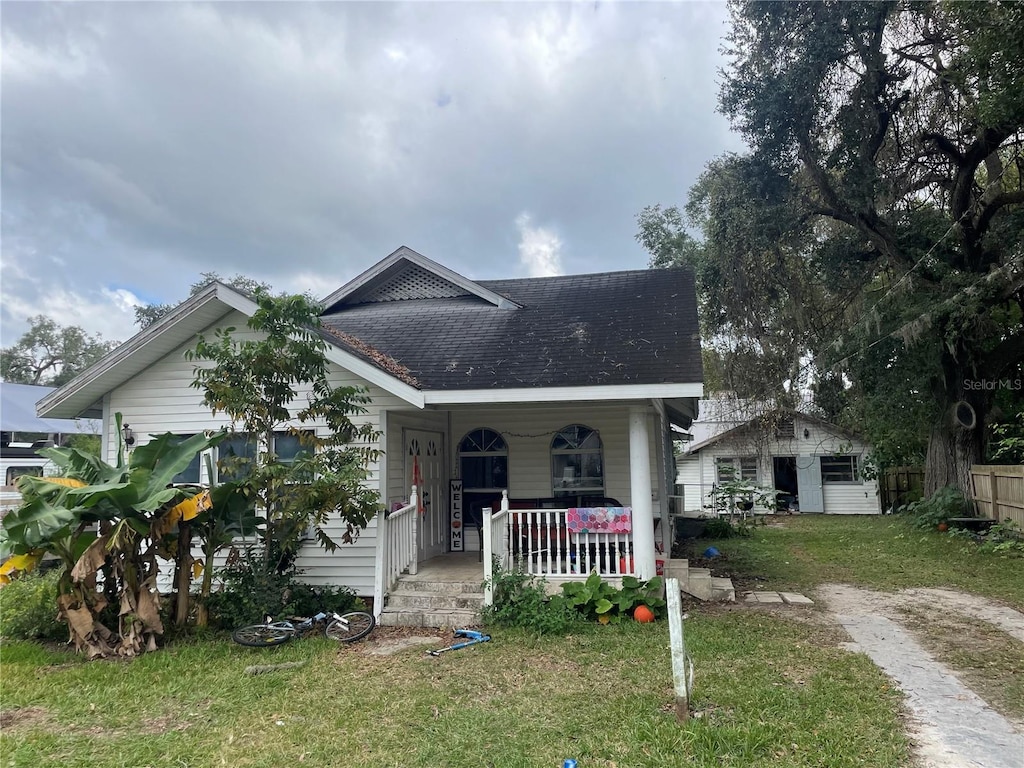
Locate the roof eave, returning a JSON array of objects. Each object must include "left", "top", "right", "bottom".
[
  {"left": 421, "top": 382, "right": 702, "bottom": 406},
  {"left": 37, "top": 283, "right": 259, "bottom": 420}
]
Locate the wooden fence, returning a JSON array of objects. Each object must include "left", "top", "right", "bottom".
[
  {"left": 880, "top": 466, "right": 925, "bottom": 512},
  {"left": 970, "top": 465, "right": 1024, "bottom": 529}
]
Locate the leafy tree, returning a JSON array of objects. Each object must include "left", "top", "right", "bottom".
[
  {"left": 0, "top": 316, "right": 118, "bottom": 385},
  {"left": 134, "top": 272, "right": 273, "bottom": 329},
  {"left": 644, "top": 1, "right": 1024, "bottom": 495},
  {"left": 186, "top": 290, "right": 382, "bottom": 570}
]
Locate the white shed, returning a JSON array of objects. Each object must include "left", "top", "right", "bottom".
[{"left": 675, "top": 410, "right": 880, "bottom": 516}]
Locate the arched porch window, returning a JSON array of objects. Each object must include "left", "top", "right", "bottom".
[
  {"left": 551, "top": 424, "right": 604, "bottom": 497},
  {"left": 459, "top": 428, "right": 508, "bottom": 491}
]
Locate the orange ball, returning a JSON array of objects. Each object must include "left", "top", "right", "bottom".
[
  {"left": 937, "top": 522, "right": 948, "bottom": 532},
  {"left": 634, "top": 605, "right": 655, "bottom": 623}
]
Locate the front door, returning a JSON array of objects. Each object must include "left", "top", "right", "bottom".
[{"left": 406, "top": 430, "right": 447, "bottom": 561}]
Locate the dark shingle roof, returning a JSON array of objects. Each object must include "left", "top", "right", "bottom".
[{"left": 319, "top": 268, "right": 702, "bottom": 391}]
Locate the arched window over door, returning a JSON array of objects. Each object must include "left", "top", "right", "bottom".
[
  {"left": 551, "top": 424, "right": 604, "bottom": 497},
  {"left": 459, "top": 428, "right": 508, "bottom": 491}
]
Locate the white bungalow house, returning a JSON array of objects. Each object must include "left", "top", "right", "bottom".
[
  {"left": 675, "top": 404, "right": 880, "bottom": 517},
  {"left": 37, "top": 247, "right": 703, "bottom": 624}
]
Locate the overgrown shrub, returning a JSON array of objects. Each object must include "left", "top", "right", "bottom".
[
  {"left": 484, "top": 567, "right": 583, "bottom": 635},
  {"left": 901, "top": 486, "right": 971, "bottom": 529},
  {"left": 701, "top": 516, "right": 744, "bottom": 539},
  {"left": 948, "top": 521, "right": 1024, "bottom": 557},
  {"left": 205, "top": 548, "right": 363, "bottom": 629},
  {"left": 0, "top": 569, "right": 65, "bottom": 641}
]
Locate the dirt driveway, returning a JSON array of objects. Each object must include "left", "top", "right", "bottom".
[{"left": 819, "top": 584, "right": 1024, "bottom": 768}]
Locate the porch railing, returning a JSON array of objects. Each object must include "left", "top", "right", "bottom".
[
  {"left": 482, "top": 492, "right": 636, "bottom": 606},
  {"left": 372, "top": 485, "right": 418, "bottom": 618},
  {"left": 482, "top": 491, "right": 511, "bottom": 607}
]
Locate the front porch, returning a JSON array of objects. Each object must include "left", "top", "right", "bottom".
[{"left": 374, "top": 489, "right": 649, "bottom": 624}]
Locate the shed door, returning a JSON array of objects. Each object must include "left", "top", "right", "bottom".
[
  {"left": 406, "top": 430, "right": 447, "bottom": 561},
  {"left": 796, "top": 456, "right": 824, "bottom": 513}
]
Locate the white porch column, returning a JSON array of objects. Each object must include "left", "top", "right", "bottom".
[{"left": 629, "top": 405, "right": 657, "bottom": 580}]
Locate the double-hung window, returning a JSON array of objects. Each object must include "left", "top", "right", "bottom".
[
  {"left": 217, "top": 431, "right": 313, "bottom": 482},
  {"left": 715, "top": 457, "right": 757, "bottom": 484},
  {"left": 168, "top": 434, "right": 204, "bottom": 484},
  {"left": 820, "top": 455, "right": 859, "bottom": 483}
]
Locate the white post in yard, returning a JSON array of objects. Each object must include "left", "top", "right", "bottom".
[
  {"left": 482, "top": 505, "right": 494, "bottom": 607},
  {"left": 629, "top": 406, "right": 657, "bottom": 580},
  {"left": 666, "top": 577, "right": 690, "bottom": 722}
]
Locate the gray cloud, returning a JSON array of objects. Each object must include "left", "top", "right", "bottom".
[{"left": 1, "top": 1, "right": 740, "bottom": 345}]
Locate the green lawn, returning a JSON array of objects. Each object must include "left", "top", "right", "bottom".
[
  {"left": 5, "top": 514, "right": 1019, "bottom": 768},
  {"left": 698, "top": 515, "right": 1024, "bottom": 610}
]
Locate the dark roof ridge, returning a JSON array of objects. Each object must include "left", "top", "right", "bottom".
[{"left": 479, "top": 266, "right": 688, "bottom": 285}]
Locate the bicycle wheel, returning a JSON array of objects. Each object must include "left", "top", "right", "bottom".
[
  {"left": 232, "top": 624, "right": 292, "bottom": 647},
  {"left": 325, "top": 611, "right": 375, "bottom": 643}
]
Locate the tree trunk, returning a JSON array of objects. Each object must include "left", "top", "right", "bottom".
[
  {"left": 196, "top": 535, "right": 216, "bottom": 628},
  {"left": 172, "top": 522, "right": 193, "bottom": 626},
  {"left": 923, "top": 419, "right": 981, "bottom": 497},
  {"left": 923, "top": 361, "right": 987, "bottom": 499}
]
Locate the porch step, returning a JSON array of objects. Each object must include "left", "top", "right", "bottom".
[
  {"left": 711, "top": 577, "right": 736, "bottom": 603},
  {"left": 665, "top": 558, "right": 735, "bottom": 603},
  {"left": 683, "top": 567, "right": 713, "bottom": 601},
  {"left": 378, "top": 608, "right": 482, "bottom": 629},
  {"left": 387, "top": 589, "right": 484, "bottom": 611},
  {"left": 378, "top": 575, "right": 484, "bottom": 628}
]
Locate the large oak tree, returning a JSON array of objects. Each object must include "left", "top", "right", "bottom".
[{"left": 644, "top": 0, "right": 1023, "bottom": 495}]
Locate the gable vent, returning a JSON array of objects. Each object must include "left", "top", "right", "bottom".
[{"left": 353, "top": 264, "right": 473, "bottom": 303}]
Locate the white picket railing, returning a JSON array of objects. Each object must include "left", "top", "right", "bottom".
[
  {"left": 372, "top": 485, "right": 418, "bottom": 618},
  {"left": 482, "top": 490, "right": 511, "bottom": 607},
  {"left": 482, "top": 493, "right": 636, "bottom": 605},
  {"left": 512, "top": 508, "right": 636, "bottom": 579}
]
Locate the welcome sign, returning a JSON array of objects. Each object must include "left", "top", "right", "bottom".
[{"left": 450, "top": 480, "right": 464, "bottom": 551}]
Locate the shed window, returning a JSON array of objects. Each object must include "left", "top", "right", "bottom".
[
  {"left": 821, "top": 455, "right": 859, "bottom": 483},
  {"left": 716, "top": 457, "right": 757, "bottom": 484},
  {"left": 551, "top": 425, "right": 604, "bottom": 497},
  {"left": 459, "top": 428, "right": 508, "bottom": 490}
]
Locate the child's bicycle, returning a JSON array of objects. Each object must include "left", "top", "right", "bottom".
[{"left": 231, "top": 610, "right": 375, "bottom": 647}]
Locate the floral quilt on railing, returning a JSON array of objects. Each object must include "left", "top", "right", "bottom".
[{"left": 566, "top": 507, "right": 632, "bottom": 534}]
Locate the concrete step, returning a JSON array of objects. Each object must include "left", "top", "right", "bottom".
[
  {"left": 711, "top": 577, "right": 736, "bottom": 603},
  {"left": 682, "top": 569, "right": 713, "bottom": 601},
  {"left": 387, "top": 589, "right": 484, "bottom": 611},
  {"left": 663, "top": 559, "right": 690, "bottom": 579},
  {"left": 395, "top": 578, "right": 483, "bottom": 594},
  {"left": 378, "top": 607, "right": 482, "bottom": 628},
  {"left": 663, "top": 559, "right": 690, "bottom": 593}
]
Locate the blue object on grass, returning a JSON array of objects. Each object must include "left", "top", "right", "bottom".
[{"left": 703, "top": 546, "right": 720, "bottom": 558}]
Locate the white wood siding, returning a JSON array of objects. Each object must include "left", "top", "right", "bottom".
[
  {"left": 674, "top": 455, "right": 702, "bottom": 513},
  {"left": 448, "top": 403, "right": 661, "bottom": 504},
  {"left": 106, "top": 311, "right": 396, "bottom": 596}
]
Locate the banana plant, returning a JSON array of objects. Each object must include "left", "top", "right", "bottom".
[{"left": 0, "top": 415, "right": 231, "bottom": 657}]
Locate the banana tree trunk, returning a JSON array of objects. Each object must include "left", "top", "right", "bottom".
[{"left": 173, "top": 522, "right": 193, "bottom": 626}]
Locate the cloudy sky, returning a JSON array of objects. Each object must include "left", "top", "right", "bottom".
[{"left": 1, "top": 1, "right": 741, "bottom": 347}]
